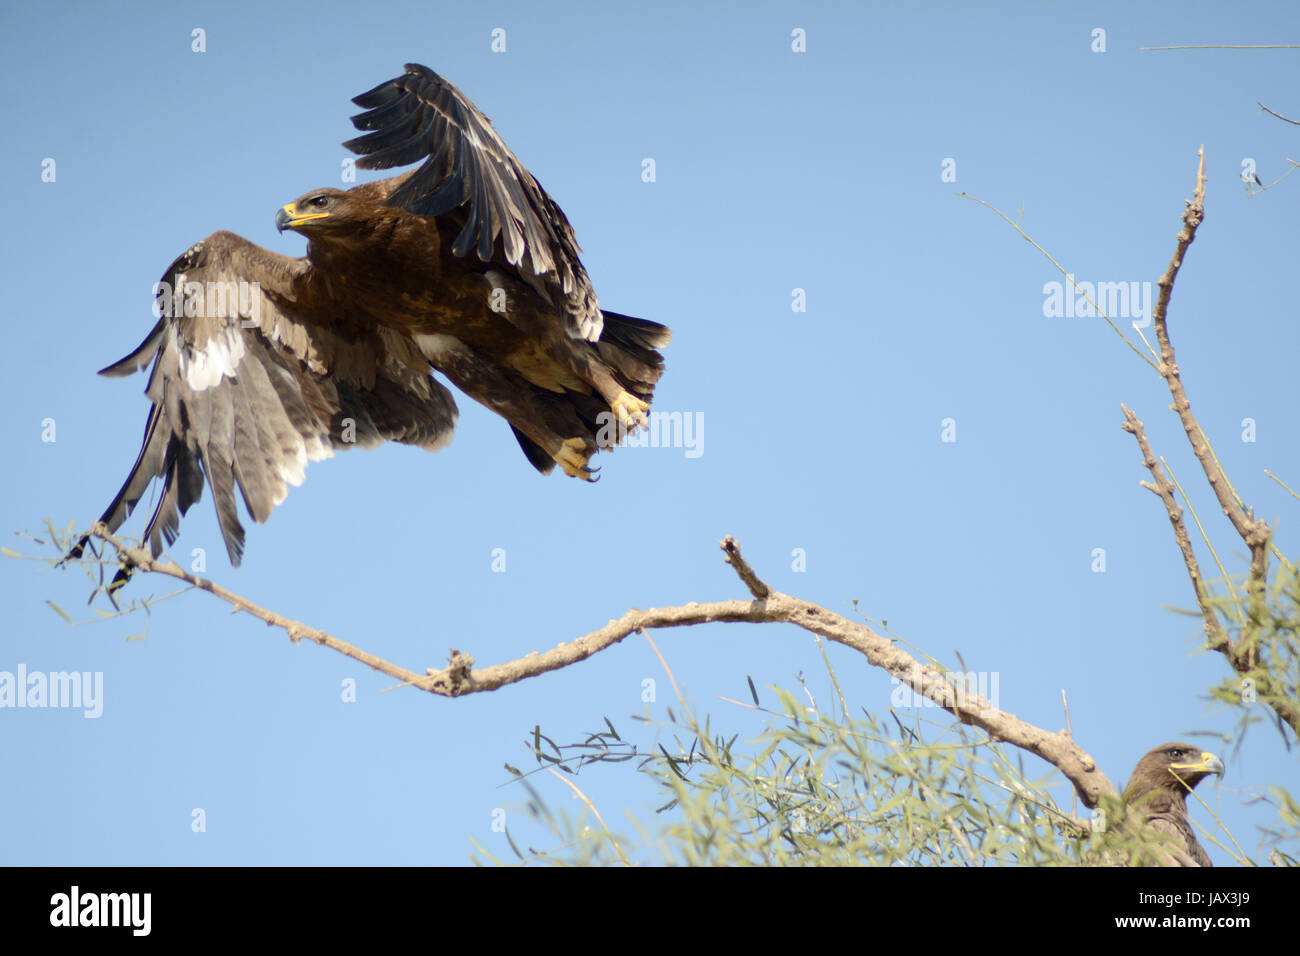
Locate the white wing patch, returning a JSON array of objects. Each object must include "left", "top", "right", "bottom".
[
  {"left": 414, "top": 332, "right": 467, "bottom": 365},
  {"left": 179, "top": 321, "right": 246, "bottom": 391},
  {"left": 271, "top": 444, "right": 332, "bottom": 507}
]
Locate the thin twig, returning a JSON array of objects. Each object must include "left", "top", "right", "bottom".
[
  {"left": 1141, "top": 44, "right": 1300, "bottom": 51},
  {"left": 86, "top": 525, "right": 436, "bottom": 686},
  {"left": 958, "top": 193, "right": 1160, "bottom": 369},
  {"left": 545, "top": 768, "right": 630, "bottom": 866},
  {"left": 1257, "top": 101, "right": 1300, "bottom": 126}
]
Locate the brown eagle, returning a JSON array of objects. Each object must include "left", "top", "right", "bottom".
[
  {"left": 1119, "top": 742, "right": 1224, "bottom": 867},
  {"left": 71, "top": 63, "right": 669, "bottom": 568}
]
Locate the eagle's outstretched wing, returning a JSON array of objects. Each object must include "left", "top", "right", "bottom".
[
  {"left": 343, "top": 63, "right": 603, "bottom": 342},
  {"left": 75, "top": 231, "right": 457, "bottom": 566}
]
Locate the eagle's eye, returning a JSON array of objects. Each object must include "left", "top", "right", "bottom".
[
  {"left": 1167, "top": 749, "right": 1184, "bottom": 759},
  {"left": 309, "top": 195, "right": 329, "bottom": 208}
]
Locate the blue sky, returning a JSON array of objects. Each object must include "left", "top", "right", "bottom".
[{"left": 2, "top": 1, "right": 1297, "bottom": 865}]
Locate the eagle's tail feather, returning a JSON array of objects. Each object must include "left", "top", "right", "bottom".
[
  {"left": 600, "top": 311, "right": 671, "bottom": 351},
  {"left": 596, "top": 311, "right": 669, "bottom": 403},
  {"left": 510, "top": 425, "right": 557, "bottom": 475}
]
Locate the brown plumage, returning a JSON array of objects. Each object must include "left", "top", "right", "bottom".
[
  {"left": 1119, "top": 742, "right": 1224, "bottom": 867},
  {"left": 69, "top": 63, "right": 669, "bottom": 572}
]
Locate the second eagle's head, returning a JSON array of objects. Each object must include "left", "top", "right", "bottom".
[{"left": 1124, "top": 743, "right": 1225, "bottom": 799}]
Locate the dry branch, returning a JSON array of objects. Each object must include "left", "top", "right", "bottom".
[
  {"left": 80, "top": 526, "right": 1120, "bottom": 808},
  {"left": 1120, "top": 405, "right": 1229, "bottom": 653},
  {"left": 1258, "top": 101, "right": 1300, "bottom": 126},
  {"left": 1120, "top": 149, "right": 1300, "bottom": 738}
]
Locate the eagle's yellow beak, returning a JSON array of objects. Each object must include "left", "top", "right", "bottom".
[
  {"left": 1171, "top": 751, "right": 1225, "bottom": 777},
  {"left": 275, "top": 203, "right": 329, "bottom": 233}
]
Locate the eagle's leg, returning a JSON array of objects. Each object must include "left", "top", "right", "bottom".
[
  {"left": 576, "top": 362, "right": 649, "bottom": 432},
  {"left": 416, "top": 334, "right": 600, "bottom": 481}
]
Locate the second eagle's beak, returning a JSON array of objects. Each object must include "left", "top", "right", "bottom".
[
  {"left": 275, "top": 206, "right": 294, "bottom": 233},
  {"left": 1172, "top": 751, "right": 1225, "bottom": 779}
]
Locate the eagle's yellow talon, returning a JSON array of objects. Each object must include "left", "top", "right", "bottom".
[
  {"left": 610, "top": 390, "right": 649, "bottom": 431},
  {"left": 555, "top": 437, "right": 597, "bottom": 480}
]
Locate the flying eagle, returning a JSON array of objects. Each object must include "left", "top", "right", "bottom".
[
  {"left": 1119, "top": 742, "right": 1224, "bottom": 867},
  {"left": 71, "top": 64, "right": 669, "bottom": 568}
]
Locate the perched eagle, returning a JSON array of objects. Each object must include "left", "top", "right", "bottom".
[
  {"left": 71, "top": 64, "right": 669, "bottom": 568},
  {"left": 1118, "top": 742, "right": 1224, "bottom": 867}
]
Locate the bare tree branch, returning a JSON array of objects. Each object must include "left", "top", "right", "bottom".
[
  {"left": 1258, "top": 101, "right": 1300, "bottom": 125},
  {"left": 1120, "top": 405, "right": 1230, "bottom": 655},
  {"left": 1120, "top": 149, "right": 1300, "bottom": 738},
  {"left": 721, "top": 535, "right": 770, "bottom": 598},
  {"left": 1148, "top": 149, "right": 1273, "bottom": 627},
  {"left": 80, "top": 525, "right": 1120, "bottom": 809},
  {"left": 86, "top": 523, "right": 439, "bottom": 686}
]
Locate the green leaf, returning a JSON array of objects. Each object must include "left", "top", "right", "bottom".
[
  {"left": 659, "top": 745, "right": 686, "bottom": 780},
  {"left": 1, "top": 547, "right": 20, "bottom": 558},
  {"left": 46, "top": 600, "right": 72, "bottom": 624}
]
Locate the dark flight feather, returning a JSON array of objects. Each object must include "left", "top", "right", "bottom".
[{"left": 344, "top": 63, "right": 603, "bottom": 341}]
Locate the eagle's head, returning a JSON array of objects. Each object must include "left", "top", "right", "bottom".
[
  {"left": 276, "top": 189, "right": 374, "bottom": 242},
  {"left": 1125, "top": 742, "right": 1225, "bottom": 798}
]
